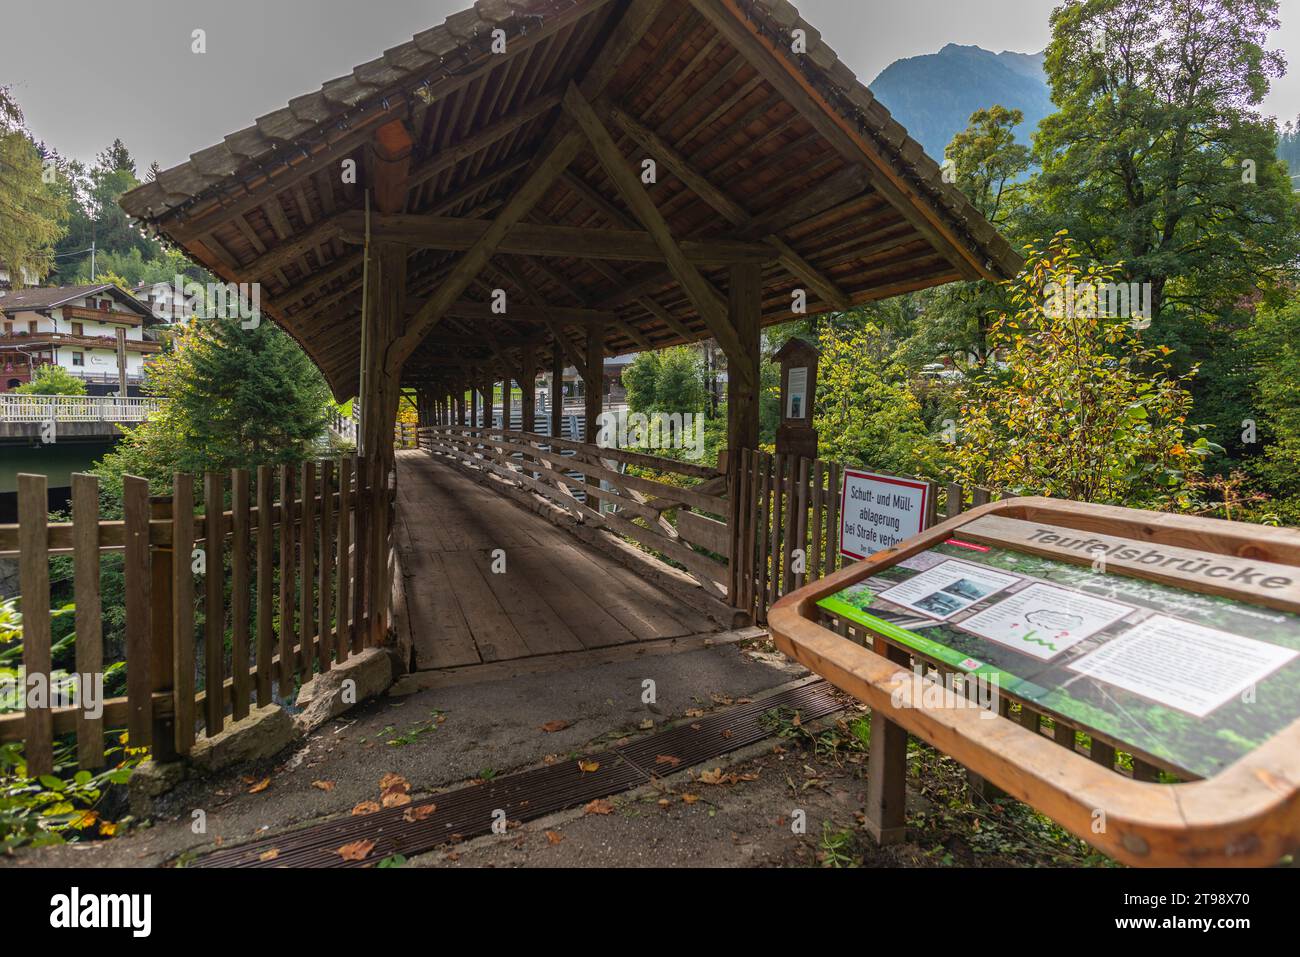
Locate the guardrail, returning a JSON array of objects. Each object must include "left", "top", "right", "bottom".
[
  {"left": 0, "top": 393, "right": 160, "bottom": 423},
  {"left": 419, "top": 425, "right": 730, "bottom": 597}
]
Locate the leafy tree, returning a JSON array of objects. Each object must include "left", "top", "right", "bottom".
[
  {"left": 94, "top": 314, "right": 332, "bottom": 497},
  {"left": 1244, "top": 298, "right": 1300, "bottom": 523},
  {"left": 11, "top": 365, "right": 87, "bottom": 396},
  {"left": 813, "top": 322, "right": 949, "bottom": 478},
  {"left": 0, "top": 87, "right": 65, "bottom": 285},
  {"left": 903, "top": 106, "right": 1033, "bottom": 366},
  {"left": 952, "top": 237, "right": 1212, "bottom": 507},
  {"left": 623, "top": 346, "right": 707, "bottom": 413},
  {"left": 1028, "top": 0, "right": 1300, "bottom": 322}
]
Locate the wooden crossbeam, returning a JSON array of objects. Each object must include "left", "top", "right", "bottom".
[
  {"left": 608, "top": 103, "right": 851, "bottom": 310},
  {"left": 562, "top": 83, "right": 753, "bottom": 388},
  {"left": 388, "top": 0, "right": 666, "bottom": 371},
  {"left": 335, "top": 212, "right": 773, "bottom": 263},
  {"left": 407, "top": 94, "right": 561, "bottom": 190}
]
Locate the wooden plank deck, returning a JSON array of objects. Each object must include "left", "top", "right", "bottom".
[{"left": 394, "top": 451, "right": 712, "bottom": 671}]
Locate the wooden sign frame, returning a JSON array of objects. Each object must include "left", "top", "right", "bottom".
[{"left": 768, "top": 496, "right": 1300, "bottom": 867}]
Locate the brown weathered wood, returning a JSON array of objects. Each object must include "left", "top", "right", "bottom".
[
  {"left": 755, "top": 453, "right": 772, "bottom": 622},
  {"left": 335, "top": 456, "right": 353, "bottom": 663},
  {"left": 17, "top": 474, "right": 53, "bottom": 775},
  {"left": 865, "top": 637, "right": 910, "bottom": 844},
  {"left": 148, "top": 493, "right": 177, "bottom": 762},
  {"left": 255, "top": 465, "right": 275, "bottom": 705},
  {"left": 352, "top": 466, "right": 369, "bottom": 653},
  {"left": 171, "top": 473, "right": 196, "bottom": 754},
  {"left": 121, "top": 475, "right": 153, "bottom": 750},
  {"left": 793, "top": 456, "right": 810, "bottom": 590},
  {"left": 563, "top": 84, "right": 753, "bottom": 388},
  {"left": 299, "top": 461, "right": 316, "bottom": 678},
  {"left": 826, "top": 461, "right": 840, "bottom": 574},
  {"left": 810, "top": 459, "right": 824, "bottom": 582},
  {"left": 69, "top": 474, "right": 105, "bottom": 769},
  {"left": 202, "top": 472, "right": 225, "bottom": 736},
  {"left": 318, "top": 459, "right": 335, "bottom": 671},
  {"left": 340, "top": 213, "right": 772, "bottom": 263},
  {"left": 230, "top": 468, "right": 251, "bottom": 720},
  {"left": 278, "top": 466, "right": 295, "bottom": 689},
  {"left": 768, "top": 453, "right": 785, "bottom": 605}
]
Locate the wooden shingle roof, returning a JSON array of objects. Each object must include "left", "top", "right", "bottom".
[{"left": 121, "top": 0, "right": 1022, "bottom": 399}]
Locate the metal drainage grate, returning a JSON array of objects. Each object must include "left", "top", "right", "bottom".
[{"left": 189, "top": 679, "right": 841, "bottom": 867}]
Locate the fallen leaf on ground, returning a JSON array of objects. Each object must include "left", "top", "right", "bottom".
[
  {"left": 352, "top": 800, "right": 381, "bottom": 816},
  {"left": 540, "top": 720, "right": 569, "bottom": 733},
  {"left": 721, "top": 729, "right": 734, "bottom": 739},
  {"left": 445, "top": 851, "right": 460, "bottom": 862},
  {"left": 655, "top": 754, "right": 681, "bottom": 767},
  {"left": 682, "top": 793, "right": 700, "bottom": 804},
  {"left": 685, "top": 708, "right": 706, "bottom": 718},
  {"left": 698, "top": 768, "right": 725, "bottom": 785},
  {"left": 545, "top": 830, "right": 564, "bottom": 845},
  {"left": 403, "top": 804, "right": 436, "bottom": 822},
  {"left": 240, "top": 775, "right": 256, "bottom": 785},
  {"left": 639, "top": 719, "right": 654, "bottom": 730},
  {"left": 259, "top": 849, "right": 280, "bottom": 862},
  {"left": 378, "top": 773, "right": 410, "bottom": 793},
  {"left": 690, "top": 723, "right": 702, "bottom": 731},
  {"left": 311, "top": 780, "right": 334, "bottom": 791},
  {"left": 577, "top": 760, "right": 600, "bottom": 773},
  {"left": 657, "top": 798, "right": 671, "bottom": 808},
  {"left": 382, "top": 791, "right": 412, "bottom": 808},
  {"left": 247, "top": 777, "right": 271, "bottom": 794},
  {"left": 584, "top": 798, "right": 615, "bottom": 815},
  {"left": 336, "top": 839, "right": 375, "bottom": 861}
]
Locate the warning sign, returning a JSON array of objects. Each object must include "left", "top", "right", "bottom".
[{"left": 839, "top": 469, "right": 929, "bottom": 560}]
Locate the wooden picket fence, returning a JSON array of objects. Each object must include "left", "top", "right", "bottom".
[
  {"left": 730, "top": 449, "right": 1000, "bottom": 624},
  {"left": 419, "top": 425, "right": 731, "bottom": 597},
  {"left": 0, "top": 457, "right": 378, "bottom": 775}
]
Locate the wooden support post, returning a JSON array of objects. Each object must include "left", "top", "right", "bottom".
[
  {"left": 172, "top": 473, "right": 196, "bottom": 754},
  {"left": 359, "top": 241, "right": 406, "bottom": 646},
  {"left": 727, "top": 262, "right": 761, "bottom": 456},
  {"left": 583, "top": 323, "right": 604, "bottom": 450},
  {"left": 149, "top": 493, "right": 177, "bottom": 760},
  {"left": 72, "top": 474, "right": 106, "bottom": 769},
  {"left": 520, "top": 346, "right": 537, "bottom": 433},
  {"left": 501, "top": 375, "right": 513, "bottom": 432},
  {"left": 18, "top": 473, "right": 53, "bottom": 776},
  {"left": 116, "top": 326, "right": 128, "bottom": 397},
  {"left": 865, "top": 638, "right": 910, "bottom": 845},
  {"left": 551, "top": 341, "right": 564, "bottom": 438}
]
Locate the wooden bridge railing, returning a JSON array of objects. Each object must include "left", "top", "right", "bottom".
[
  {"left": 418, "top": 425, "right": 730, "bottom": 598},
  {"left": 0, "top": 393, "right": 160, "bottom": 423},
  {"left": 0, "top": 456, "right": 378, "bottom": 775}
]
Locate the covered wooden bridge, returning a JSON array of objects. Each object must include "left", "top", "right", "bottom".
[{"left": 119, "top": 0, "right": 1019, "bottom": 678}]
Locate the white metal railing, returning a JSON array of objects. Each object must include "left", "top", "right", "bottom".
[
  {"left": 329, "top": 409, "right": 359, "bottom": 444},
  {"left": 0, "top": 393, "right": 160, "bottom": 423}
]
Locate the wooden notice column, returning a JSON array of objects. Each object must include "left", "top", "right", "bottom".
[
  {"left": 583, "top": 324, "right": 604, "bottom": 449},
  {"left": 726, "top": 263, "right": 762, "bottom": 457},
  {"left": 551, "top": 340, "right": 564, "bottom": 439},
  {"left": 520, "top": 346, "right": 537, "bottom": 433}
]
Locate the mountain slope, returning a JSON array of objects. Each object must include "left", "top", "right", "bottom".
[{"left": 869, "top": 44, "right": 1053, "bottom": 160}]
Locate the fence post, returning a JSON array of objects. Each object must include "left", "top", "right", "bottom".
[
  {"left": 149, "top": 494, "right": 177, "bottom": 762},
  {"left": 123, "top": 475, "right": 153, "bottom": 750},
  {"left": 17, "top": 474, "right": 53, "bottom": 777}
]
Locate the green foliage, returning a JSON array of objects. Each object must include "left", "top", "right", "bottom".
[
  {"left": 0, "top": 598, "right": 140, "bottom": 852},
  {"left": 10, "top": 364, "right": 88, "bottom": 396},
  {"left": 0, "top": 87, "right": 65, "bottom": 284},
  {"left": 623, "top": 346, "right": 707, "bottom": 413},
  {"left": 1244, "top": 298, "right": 1300, "bottom": 524},
  {"left": 813, "top": 321, "right": 950, "bottom": 478},
  {"left": 94, "top": 314, "right": 332, "bottom": 497},
  {"left": 952, "top": 237, "right": 1212, "bottom": 506},
  {"left": 1028, "top": 0, "right": 1300, "bottom": 321}
]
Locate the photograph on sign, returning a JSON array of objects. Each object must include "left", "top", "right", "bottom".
[
  {"left": 874, "top": 558, "right": 1020, "bottom": 620},
  {"left": 786, "top": 366, "right": 808, "bottom": 419},
  {"left": 839, "top": 469, "right": 929, "bottom": 560}
]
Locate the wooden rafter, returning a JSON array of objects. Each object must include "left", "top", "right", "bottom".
[{"left": 562, "top": 82, "right": 753, "bottom": 388}]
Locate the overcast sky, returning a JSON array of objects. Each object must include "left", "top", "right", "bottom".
[{"left": 2, "top": 0, "right": 1298, "bottom": 171}]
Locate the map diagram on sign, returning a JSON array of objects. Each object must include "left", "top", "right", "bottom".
[{"left": 958, "top": 582, "right": 1136, "bottom": 661}]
